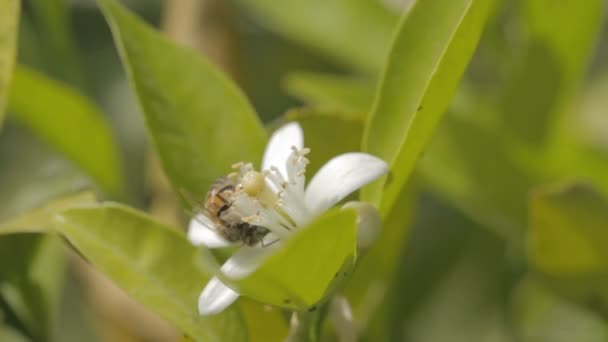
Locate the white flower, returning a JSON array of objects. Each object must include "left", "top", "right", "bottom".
[{"left": 188, "top": 122, "right": 388, "bottom": 315}]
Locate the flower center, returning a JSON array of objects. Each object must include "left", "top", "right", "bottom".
[{"left": 221, "top": 146, "right": 312, "bottom": 245}]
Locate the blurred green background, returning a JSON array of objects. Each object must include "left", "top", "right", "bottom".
[{"left": 1, "top": 0, "right": 608, "bottom": 341}]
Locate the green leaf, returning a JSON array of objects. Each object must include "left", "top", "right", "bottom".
[
  {"left": 238, "top": 0, "right": 398, "bottom": 72},
  {"left": 26, "top": 0, "right": 85, "bottom": 87},
  {"left": 396, "top": 223, "right": 512, "bottom": 342},
  {"left": 344, "top": 183, "right": 414, "bottom": 331},
  {"left": 420, "top": 116, "right": 533, "bottom": 241},
  {"left": 0, "top": 192, "right": 95, "bottom": 235},
  {"left": 0, "top": 0, "right": 20, "bottom": 128},
  {"left": 239, "top": 299, "right": 288, "bottom": 342},
  {"left": 0, "top": 234, "right": 66, "bottom": 341},
  {"left": 362, "top": 0, "right": 495, "bottom": 215},
  {"left": 8, "top": 66, "right": 125, "bottom": 197},
  {"left": 54, "top": 204, "right": 247, "bottom": 342},
  {"left": 529, "top": 183, "right": 608, "bottom": 276},
  {"left": 512, "top": 278, "right": 608, "bottom": 342},
  {"left": 234, "top": 209, "right": 357, "bottom": 310},
  {"left": 283, "top": 72, "right": 374, "bottom": 116},
  {"left": 498, "top": 0, "right": 602, "bottom": 146},
  {"left": 0, "top": 322, "right": 29, "bottom": 342},
  {"left": 528, "top": 183, "right": 608, "bottom": 307},
  {"left": 98, "top": 0, "right": 267, "bottom": 198}
]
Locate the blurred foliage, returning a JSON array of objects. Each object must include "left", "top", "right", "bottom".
[
  {"left": 0, "top": 0, "right": 607, "bottom": 341},
  {"left": 0, "top": 0, "right": 20, "bottom": 125},
  {"left": 362, "top": 0, "right": 496, "bottom": 215}
]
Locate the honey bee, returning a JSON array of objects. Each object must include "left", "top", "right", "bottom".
[{"left": 199, "top": 176, "right": 270, "bottom": 246}]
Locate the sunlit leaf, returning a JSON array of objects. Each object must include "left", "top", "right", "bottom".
[
  {"left": 362, "top": 0, "right": 496, "bottom": 215},
  {"left": 54, "top": 204, "right": 247, "bottom": 342},
  {"left": 238, "top": 0, "right": 398, "bottom": 72},
  {"left": 233, "top": 209, "right": 357, "bottom": 310},
  {"left": 283, "top": 72, "right": 374, "bottom": 116},
  {"left": 0, "top": 0, "right": 20, "bottom": 127},
  {"left": 9, "top": 66, "right": 125, "bottom": 197},
  {"left": 0, "top": 192, "right": 95, "bottom": 235},
  {"left": 98, "top": 0, "right": 267, "bottom": 198}
]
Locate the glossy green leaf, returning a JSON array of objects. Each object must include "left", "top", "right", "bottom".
[
  {"left": 362, "top": 0, "right": 495, "bottom": 215},
  {"left": 238, "top": 0, "right": 398, "bottom": 72},
  {"left": 0, "top": 192, "right": 95, "bottom": 235},
  {"left": 0, "top": 0, "right": 19, "bottom": 127},
  {"left": 54, "top": 204, "right": 247, "bottom": 342},
  {"left": 283, "top": 72, "right": 374, "bottom": 116},
  {"left": 0, "top": 234, "right": 65, "bottom": 341},
  {"left": 512, "top": 278, "right": 608, "bottom": 342},
  {"left": 8, "top": 66, "right": 124, "bottom": 197},
  {"left": 98, "top": 0, "right": 267, "bottom": 198},
  {"left": 234, "top": 209, "right": 357, "bottom": 310},
  {"left": 498, "top": 0, "right": 602, "bottom": 146},
  {"left": 284, "top": 108, "right": 364, "bottom": 175}
]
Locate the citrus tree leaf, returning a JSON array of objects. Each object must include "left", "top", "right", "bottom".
[
  {"left": 0, "top": 234, "right": 66, "bottom": 341},
  {"left": 98, "top": 0, "right": 267, "bottom": 198},
  {"left": 239, "top": 299, "right": 289, "bottom": 342},
  {"left": 344, "top": 184, "right": 415, "bottom": 333},
  {"left": 54, "top": 204, "right": 247, "bottom": 342},
  {"left": 238, "top": 0, "right": 398, "bottom": 72},
  {"left": 26, "top": 0, "right": 85, "bottom": 87},
  {"left": 9, "top": 66, "right": 125, "bottom": 197},
  {"left": 233, "top": 209, "right": 357, "bottom": 310},
  {"left": 362, "top": 0, "right": 495, "bottom": 215},
  {"left": 0, "top": 192, "right": 95, "bottom": 235},
  {"left": 0, "top": 0, "right": 20, "bottom": 128},
  {"left": 283, "top": 72, "right": 374, "bottom": 115}
]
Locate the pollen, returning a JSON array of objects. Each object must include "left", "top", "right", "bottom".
[{"left": 241, "top": 170, "right": 265, "bottom": 196}]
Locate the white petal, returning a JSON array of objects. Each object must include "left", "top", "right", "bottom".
[
  {"left": 221, "top": 246, "right": 275, "bottom": 279},
  {"left": 198, "top": 277, "right": 239, "bottom": 315},
  {"left": 187, "top": 214, "right": 235, "bottom": 248},
  {"left": 262, "top": 122, "right": 304, "bottom": 176},
  {"left": 305, "top": 153, "right": 388, "bottom": 215}
]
